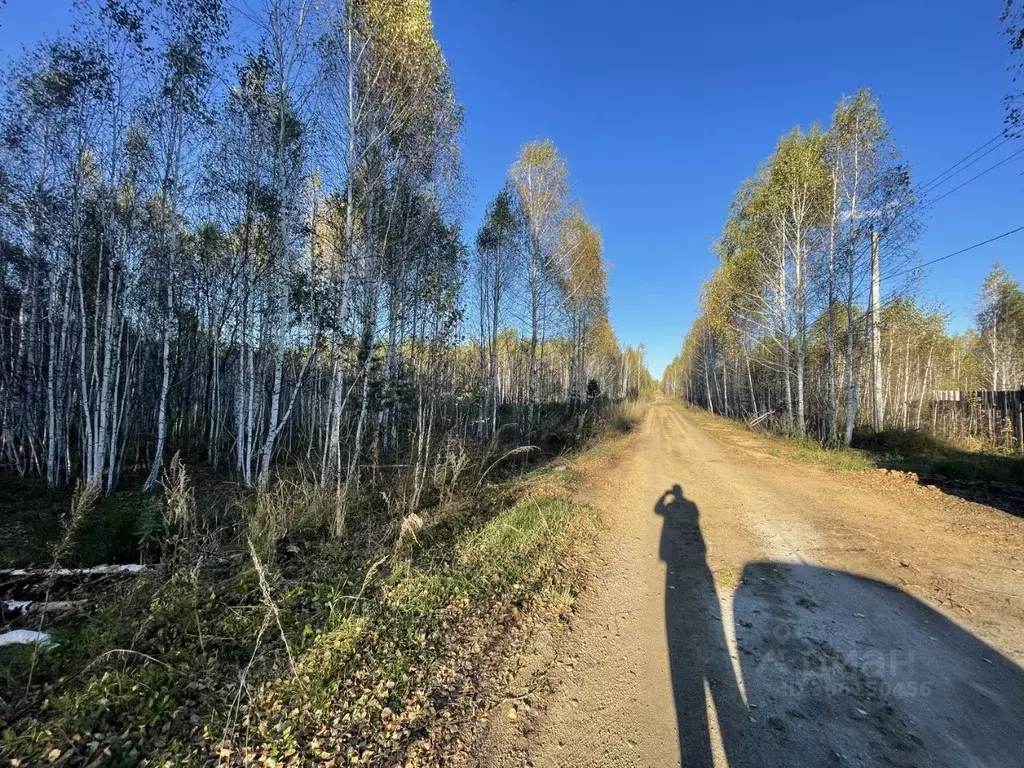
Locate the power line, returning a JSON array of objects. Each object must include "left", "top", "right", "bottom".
[
  {"left": 918, "top": 132, "right": 1009, "bottom": 194},
  {"left": 923, "top": 145, "right": 1024, "bottom": 208},
  {"left": 886, "top": 224, "right": 1024, "bottom": 279},
  {"left": 845, "top": 138, "right": 1024, "bottom": 266},
  {"left": 839, "top": 224, "right": 1024, "bottom": 312}
]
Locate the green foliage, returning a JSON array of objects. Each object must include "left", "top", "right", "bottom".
[
  {"left": 924, "top": 454, "right": 1024, "bottom": 485},
  {"left": 476, "top": 184, "right": 521, "bottom": 254},
  {"left": 854, "top": 428, "right": 951, "bottom": 459},
  {"left": 133, "top": 495, "right": 165, "bottom": 561},
  {"left": 0, "top": 451, "right": 597, "bottom": 766},
  {"left": 787, "top": 437, "right": 874, "bottom": 471},
  {"left": 458, "top": 498, "right": 574, "bottom": 589},
  {"left": 976, "top": 263, "right": 1024, "bottom": 388},
  {"left": 232, "top": 492, "right": 589, "bottom": 764}
]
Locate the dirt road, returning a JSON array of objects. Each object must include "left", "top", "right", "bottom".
[{"left": 478, "top": 399, "right": 1024, "bottom": 767}]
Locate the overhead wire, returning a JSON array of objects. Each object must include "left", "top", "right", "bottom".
[
  {"left": 921, "top": 145, "right": 1024, "bottom": 208},
  {"left": 917, "top": 131, "right": 1010, "bottom": 195},
  {"left": 844, "top": 132, "right": 1024, "bottom": 274},
  {"left": 884, "top": 224, "right": 1024, "bottom": 280}
]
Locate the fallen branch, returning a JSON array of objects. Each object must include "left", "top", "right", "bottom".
[
  {"left": 477, "top": 445, "right": 538, "bottom": 488},
  {"left": 746, "top": 410, "right": 774, "bottom": 428},
  {"left": 0, "top": 563, "right": 147, "bottom": 578}
]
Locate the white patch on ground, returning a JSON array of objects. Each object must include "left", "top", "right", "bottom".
[{"left": 0, "top": 629, "right": 55, "bottom": 648}]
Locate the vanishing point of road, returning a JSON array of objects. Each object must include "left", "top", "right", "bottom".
[{"left": 479, "top": 398, "right": 1024, "bottom": 768}]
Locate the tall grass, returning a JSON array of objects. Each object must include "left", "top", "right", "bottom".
[
  {"left": 601, "top": 398, "right": 650, "bottom": 434},
  {"left": 0, "top": 404, "right": 614, "bottom": 765},
  {"left": 246, "top": 473, "right": 340, "bottom": 563}
]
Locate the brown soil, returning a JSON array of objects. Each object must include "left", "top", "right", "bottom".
[{"left": 471, "top": 398, "right": 1024, "bottom": 767}]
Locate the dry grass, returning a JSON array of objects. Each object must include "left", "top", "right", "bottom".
[
  {"left": 246, "top": 473, "right": 340, "bottom": 563},
  {"left": 0, "top": 409, "right": 637, "bottom": 766},
  {"left": 604, "top": 398, "right": 651, "bottom": 433}
]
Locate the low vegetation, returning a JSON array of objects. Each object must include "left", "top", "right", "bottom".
[
  {"left": 0, "top": 401, "right": 644, "bottom": 766},
  {"left": 853, "top": 428, "right": 1024, "bottom": 486},
  {"left": 605, "top": 398, "right": 650, "bottom": 434},
  {"left": 0, "top": 3, "right": 662, "bottom": 760},
  {"left": 784, "top": 437, "right": 875, "bottom": 473},
  {"left": 683, "top": 402, "right": 1023, "bottom": 486}
]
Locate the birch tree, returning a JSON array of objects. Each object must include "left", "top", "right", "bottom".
[
  {"left": 142, "top": 0, "right": 227, "bottom": 491},
  {"left": 509, "top": 140, "right": 569, "bottom": 427},
  {"left": 475, "top": 185, "right": 522, "bottom": 436},
  {"left": 977, "top": 264, "right": 1024, "bottom": 390},
  {"left": 0, "top": 0, "right": 636, "bottom": 513}
]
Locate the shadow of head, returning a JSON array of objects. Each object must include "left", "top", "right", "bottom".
[
  {"left": 655, "top": 484, "right": 698, "bottom": 520},
  {"left": 656, "top": 484, "right": 705, "bottom": 569}
]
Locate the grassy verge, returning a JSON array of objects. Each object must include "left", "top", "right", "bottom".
[
  {"left": 680, "top": 404, "right": 875, "bottom": 472},
  {"left": 853, "top": 428, "right": 1024, "bottom": 486},
  {"left": 680, "top": 403, "right": 1023, "bottom": 485},
  {"left": 780, "top": 436, "right": 875, "bottom": 472},
  {"left": 0, "top": 409, "right": 639, "bottom": 766}
]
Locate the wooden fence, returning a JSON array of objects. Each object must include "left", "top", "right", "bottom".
[{"left": 931, "top": 389, "right": 1024, "bottom": 451}]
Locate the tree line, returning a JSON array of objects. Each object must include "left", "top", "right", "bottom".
[
  {"left": 0, "top": 0, "right": 649, "bottom": 503},
  {"left": 473, "top": 141, "right": 652, "bottom": 437},
  {"left": 663, "top": 89, "right": 1024, "bottom": 449}
]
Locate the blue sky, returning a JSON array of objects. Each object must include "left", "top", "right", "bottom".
[
  {"left": 431, "top": 0, "right": 1024, "bottom": 376},
  {"left": 2, "top": 1, "right": 1022, "bottom": 377}
]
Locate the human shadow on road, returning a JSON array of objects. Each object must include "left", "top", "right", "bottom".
[
  {"left": 656, "top": 484, "right": 753, "bottom": 767},
  {"left": 657, "top": 483, "right": 1024, "bottom": 767}
]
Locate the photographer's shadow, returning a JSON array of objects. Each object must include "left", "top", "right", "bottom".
[
  {"left": 657, "top": 484, "right": 1024, "bottom": 767},
  {"left": 657, "top": 484, "right": 753, "bottom": 766}
]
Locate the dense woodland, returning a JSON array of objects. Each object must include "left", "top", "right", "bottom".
[
  {"left": 663, "top": 90, "right": 1024, "bottom": 450},
  {"left": 0, "top": 0, "right": 650, "bottom": 502},
  {"left": 0, "top": 5, "right": 654, "bottom": 761}
]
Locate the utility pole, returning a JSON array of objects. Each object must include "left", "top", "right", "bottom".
[{"left": 869, "top": 231, "right": 884, "bottom": 431}]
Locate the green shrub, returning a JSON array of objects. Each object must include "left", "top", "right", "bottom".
[
  {"left": 853, "top": 428, "right": 950, "bottom": 459},
  {"left": 790, "top": 437, "right": 873, "bottom": 471}
]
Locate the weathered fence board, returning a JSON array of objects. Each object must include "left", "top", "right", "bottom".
[{"left": 930, "top": 389, "right": 1024, "bottom": 451}]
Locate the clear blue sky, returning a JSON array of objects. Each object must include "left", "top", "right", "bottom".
[
  {"left": 431, "top": 0, "right": 1024, "bottom": 376},
  {"left": 3, "top": 1, "right": 1022, "bottom": 377}
]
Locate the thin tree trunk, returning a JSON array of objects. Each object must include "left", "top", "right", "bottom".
[{"left": 144, "top": 278, "right": 173, "bottom": 492}]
